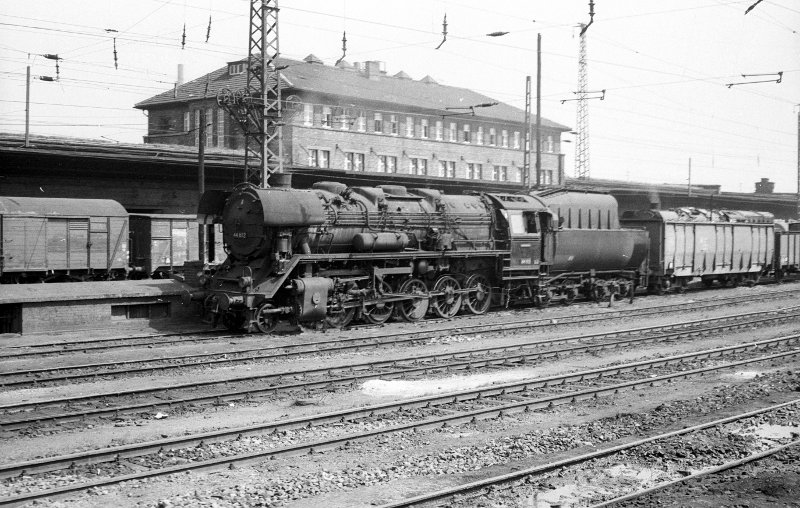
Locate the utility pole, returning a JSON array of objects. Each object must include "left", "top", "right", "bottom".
[
  {"left": 575, "top": 23, "right": 590, "bottom": 179},
  {"left": 796, "top": 106, "right": 799, "bottom": 219},
  {"left": 523, "top": 76, "right": 531, "bottom": 190},
  {"left": 535, "top": 33, "right": 542, "bottom": 188},
  {"left": 198, "top": 109, "right": 206, "bottom": 263},
  {"left": 25, "top": 66, "right": 30, "bottom": 147},
  {"left": 575, "top": 0, "right": 595, "bottom": 180},
  {"left": 688, "top": 157, "right": 692, "bottom": 197},
  {"left": 216, "top": 0, "right": 283, "bottom": 188}
]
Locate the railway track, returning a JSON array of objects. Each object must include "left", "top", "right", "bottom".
[
  {"left": 2, "top": 286, "right": 797, "bottom": 361},
  {"left": 2, "top": 336, "right": 799, "bottom": 505},
  {"left": 1, "top": 307, "right": 798, "bottom": 429},
  {"left": 378, "top": 401, "right": 800, "bottom": 508},
  {"left": 589, "top": 441, "right": 800, "bottom": 508},
  {"left": 2, "top": 291, "right": 798, "bottom": 388}
]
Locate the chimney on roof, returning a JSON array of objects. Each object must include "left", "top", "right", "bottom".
[
  {"left": 177, "top": 64, "right": 185, "bottom": 86},
  {"left": 364, "top": 61, "right": 384, "bottom": 80}
]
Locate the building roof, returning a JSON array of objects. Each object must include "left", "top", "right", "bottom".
[{"left": 135, "top": 57, "right": 570, "bottom": 130}]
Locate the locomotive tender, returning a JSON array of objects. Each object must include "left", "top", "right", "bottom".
[{"left": 197, "top": 182, "right": 650, "bottom": 332}]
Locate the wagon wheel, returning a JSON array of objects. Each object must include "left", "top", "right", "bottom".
[
  {"left": 254, "top": 302, "right": 278, "bottom": 334},
  {"left": 463, "top": 274, "right": 492, "bottom": 315},
  {"left": 430, "top": 275, "right": 462, "bottom": 319},
  {"left": 363, "top": 280, "right": 394, "bottom": 324},
  {"left": 221, "top": 311, "right": 246, "bottom": 331},
  {"left": 325, "top": 304, "right": 355, "bottom": 328},
  {"left": 394, "top": 277, "right": 429, "bottom": 322}
]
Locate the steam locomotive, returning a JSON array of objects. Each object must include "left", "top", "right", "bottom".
[{"left": 196, "top": 181, "right": 650, "bottom": 332}]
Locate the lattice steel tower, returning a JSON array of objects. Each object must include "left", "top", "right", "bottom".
[
  {"left": 217, "top": 0, "right": 283, "bottom": 187},
  {"left": 574, "top": 23, "right": 590, "bottom": 180}
]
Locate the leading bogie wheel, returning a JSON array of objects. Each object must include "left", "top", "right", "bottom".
[
  {"left": 254, "top": 302, "right": 278, "bottom": 334},
  {"left": 463, "top": 274, "right": 492, "bottom": 315},
  {"left": 395, "top": 277, "right": 429, "bottom": 322},
  {"left": 430, "top": 274, "right": 462, "bottom": 318},
  {"left": 325, "top": 305, "right": 355, "bottom": 328}
]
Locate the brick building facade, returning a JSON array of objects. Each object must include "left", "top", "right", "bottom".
[{"left": 135, "top": 55, "right": 570, "bottom": 186}]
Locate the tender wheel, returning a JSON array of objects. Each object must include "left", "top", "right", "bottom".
[
  {"left": 430, "top": 275, "right": 462, "bottom": 318},
  {"left": 221, "top": 311, "right": 246, "bottom": 331},
  {"left": 463, "top": 274, "right": 492, "bottom": 315},
  {"left": 561, "top": 287, "right": 577, "bottom": 306},
  {"left": 395, "top": 277, "right": 429, "bottom": 322},
  {"left": 363, "top": 281, "right": 394, "bottom": 324},
  {"left": 254, "top": 303, "right": 278, "bottom": 334},
  {"left": 325, "top": 305, "right": 355, "bottom": 328},
  {"left": 534, "top": 288, "right": 552, "bottom": 307}
]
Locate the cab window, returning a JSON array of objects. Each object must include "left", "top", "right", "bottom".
[{"left": 509, "top": 211, "right": 538, "bottom": 235}]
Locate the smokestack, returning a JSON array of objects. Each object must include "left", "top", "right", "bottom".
[{"left": 177, "top": 64, "right": 185, "bottom": 86}]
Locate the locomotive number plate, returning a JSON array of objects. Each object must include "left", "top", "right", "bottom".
[{"left": 232, "top": 232, "right": 247, "bottom": 239}]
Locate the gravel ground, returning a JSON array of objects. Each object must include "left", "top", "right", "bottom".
[{"left": 2, "top": 284, "right": 799, "bottom": 507}]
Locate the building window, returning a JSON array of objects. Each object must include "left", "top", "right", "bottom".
[
  {"left": 345, "top": 152, "right": 365, "bottom": 171},
  {"left": 389, "top": 115, "right": 398, "bottom": 135},
  {"left": 322, "top": 106, "right": 332, "bottom": 128},
  {"left": 378, "top": 155, "right": 398, "bottom": 173},
  {"left": 406, "top": 117, "right": 414, "bottom": 137},
  {"left": 477, "top": 126, "right": 484, "bottom": 145},
  {"left": 303, "top": 104, "right": 313, "bottom": 126},
  {"left": 435, "top": 120, "right": 443, "bottom": 141},
  {"left": 228, "top": 63, "right": 245, "bottom": 75},
  {"left": 421, "top": 119, "right": 429, "bottom": 138},
  {"left": 410, "top": 158, "right": 427, "bottom": 176},
  {"left": 373, "top": 113, "right": 383, "bottom": 133},
  {"left": 439, "top": 160, "right": 456, "bottom": 178},
  {"left": 546, "top": 135, "right": 554, "bottom": 153},
  {"left": 501, "top": 130, "right": 509, "bottom": 147},
  {"left": 308, "top": 149, "right": 330, "bottom": 168},
  {"left": 339, "top": 109, "right": 351, "bottom": 130},
  {"left": 194, "top": 110, "right": 200, "bottom": 145},
  {"left": 205, "top": 108, "right": 213, "bottom": 147},
  {"left": 462, "top": 124, "right": 471, "bottom": 143},
  {"left": 513, "top": 131, "right": 521, "bottom": 149},
  {"left": 183, "top": 112, "right": 190, "bottom": 132},
  {"left": 489, "top": 128, "right": 496, "bottom": 146},
  {"left": 356, "top": 111, "right": 366, "bottom": 132},
  {"left": 543, "top": 169, "right": 553, "bottom": 185},
  {"left": 493, "top": 165, "right": 508, "bottom": 181},
  {"left": 448, "top": 122, "right": 457, "bottom": 142},
  {"left": 466, "top": 163, "right": 482, "bottom": 180},
  {"left": 217, "top": 108, "right": 225, "bottom": 147}
]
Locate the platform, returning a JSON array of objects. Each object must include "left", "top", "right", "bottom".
[{"left": 0, "top": 279, "right": 201, "bottom": 334}]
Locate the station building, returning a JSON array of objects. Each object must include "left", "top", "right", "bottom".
[{"left": 134, "top": 55, "right": 570, "bottom": 186}]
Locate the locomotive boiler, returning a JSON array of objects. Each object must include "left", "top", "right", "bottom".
[{"left": 197, "top": 181, "right": 557, "bottom": 332}]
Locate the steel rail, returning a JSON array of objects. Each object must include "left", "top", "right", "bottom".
[
  {"left": 1, "top": 312, "right": 797, "bottom": 430},
  {"left": 376, "top": 400, "right": 800, "bottom": 508},
  {"left": 3, "top": 286, "right": 796, "bottom": 361},
  {"left": 1, "top": 336, "right": 798, "bottom": 487},
  {"left": 588, "top": 440, "right": 800, "bottom": 508},
  {"left": 2, "top": 301, "right": 797, "bottom": 389}
]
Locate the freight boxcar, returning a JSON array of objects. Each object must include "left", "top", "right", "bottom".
[
  {"left": 0, "top": 197, "right": 129, "bottom": 283},
  {"left": 775, "top": 220, "right": 800, "bottom": 279},
  {"left": 621, "top": 208, "right": 774, "bottom": 292},
  {"left": 129, "top": 214, "right": 224, "bottom": 278}
]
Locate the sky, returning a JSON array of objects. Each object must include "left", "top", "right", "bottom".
[{"left": 0, "top": 0, "right": 798, "bottom": 193}]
